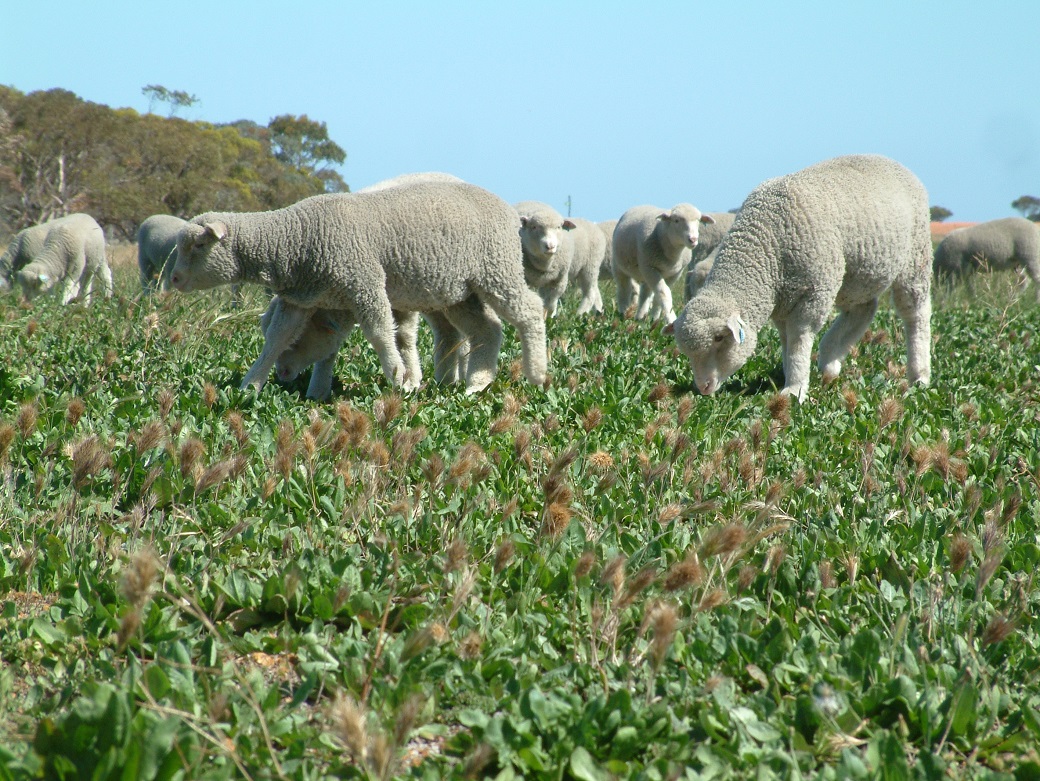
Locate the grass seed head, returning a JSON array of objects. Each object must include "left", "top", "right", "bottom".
[
  {"left": 489, "top": 413, "right": 516, "bottom": 435},
  {"left": 582, "top": 406, "right": 603, "bottom": 432},
  {"left": 157, "top": 388, "right": 175, "bottom": 420},
  {"left": 66, "top": 397, "right": 86, "bottom": 426},
  {"left": 878, "top": 397, "right": 904, "bottom": 429},
  {"left": 17, "top": 401, "right": 37, "bottom": 438},
  {"left": 601, "top": 554, "right": 627, "bottom": 598},
  {"left": 766, "top": 393, "right": 791, "bottom": 425},
  {"left": 575, "top": 550, "right": 597, "bottom": 579},
  {"left": 980, "top": 614, "right": 1016, "bottom": 647},
  {"left": 202, "top": 382, "right": 217, "bottom": 409},
  {"left": 649, "top": 601, "right": 678, "bottom": 669},
  {"left": 663, "top": 555, "right": 704, "bottom": 591},
  {"left": 620, "top": 565, "right": 657, "bottom": 608},
  {"left": 330, "top": 692, "right": 368, "bottom": 761},
  {"left": 648, "top": 382, "right": 671, "bottom": 405},
  {"left": 819, "top": 561, "right": 837, "bottom": 589},
  {"left": 494, "top": 539, "right": 516, "bottom": 573},
  {"left": 698, "top": 589, "right": 728, "bottom": 612},
  {"left": 950, "top": 533, "right": 971, "bottom": 574},
  {"left": 69, "top": 435, "right": 113, "bottom": 488},
  {"left": 677, "top": 395, "right": 694, "bottom": 424},
  {"left": 444, "top": 539, "right": 468, "bottom": 573},
  {"left": 0, "top": 422, "right": 15, "bottom": 461}
]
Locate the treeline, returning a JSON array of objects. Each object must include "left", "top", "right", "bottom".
[{"left": 0, "top": 86, "right": 348, "bottom": 239}]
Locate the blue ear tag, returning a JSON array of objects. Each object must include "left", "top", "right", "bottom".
[{"left": 738, "top": 326, "right": 745, "bottom": 345}]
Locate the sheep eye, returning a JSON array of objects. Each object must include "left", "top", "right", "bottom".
[{"left": 713, "top": 334, "right": 725, "bottom": 343}]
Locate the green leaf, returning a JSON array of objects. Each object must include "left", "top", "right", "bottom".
[{"left": 569, "top": 746, "right": 608, "bottom": 781}]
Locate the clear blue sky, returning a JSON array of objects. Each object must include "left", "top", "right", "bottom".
[{"left": 3, "top": 1, "right": 1038, "bottom": 223}]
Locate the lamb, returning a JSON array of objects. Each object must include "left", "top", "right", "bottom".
[
  {"left": 515, "top": 201, "right": 576, "bottom": 318},
  {"left": 597, "top": 220, "right": 617, "bottom": 281},
  {"left": 7, "top": 213, "right": 112, "bottom": 304},
  {"left": 170, "top": 181, "right": 547, "bottom": 395},
  {"left": 612, "top": 203, "right": 715, "bottom": 323},
  {"left": 265, "top": 172, "right": 476, "bottom": 399},
  {"left": 671, "top": 154, "right": 932, "bottom": 403},
  {"left": 565, "top": 217, "right": 607, "bottom": 314},
  {"left": 0, "top": 222, "right": 51, "bottom": 292},
  {"left": 684, "top": 248, "right": 719, "bottom": 299},
  {"left": 265, "top": 294, "right": 490, "bottom": 400},
  {"left": 932, "top": 217, "right": 1040, "bottom": 301},
  {"left": 137, "top": 214, "right": 187, "bottom": 293},
  {"left": 683, "top": 211, "right": 736, "bottom": 300}
]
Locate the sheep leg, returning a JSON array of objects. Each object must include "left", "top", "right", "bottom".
[
  {"left": 97, "top": 261, "right": 114, "bottom": 299},
  {"left": 780, "top": 321, "right": 817, "bottom": 403},
  {"left": 355, "top": 299, "right": 408, "bottom": 387},
  {"left": 477, "top": 285, "right": 547, "bottom": 387},
  {"left": 615, "top": 273, "right": 638, "bottom": 317},
  {"left": 646, "top": 271, "right": 677, "bottom": 324},
  {"left": 425, "top": 310, "right": 466, "bottom": 384},
  {"left": 817, "top": 299, "right": 879, "bottom": 382},
  {"left": 634, "top": 282, "right": 655, "bottom": 320},
  {"left": 241, "top": 299, "right": 311, "bottom": 392},
  {"left": 445, "top": 296, "right": 503, "bottom": 394},
  {"left": 393, "top": 309, "right": 422, "bottom": 391},
  {"left": 891, "top": 276, "right": 932, "bottom": 387}
]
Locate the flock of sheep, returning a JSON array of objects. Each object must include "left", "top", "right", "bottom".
[{"left": 3, "top": 154, "right": 1040, "bottom": 403}]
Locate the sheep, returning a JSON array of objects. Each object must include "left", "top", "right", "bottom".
[
  {"left": 264, "top": 171, "right": 477, "bottom": 399},
  {"left": 7, "top": 213, "right": 112, "bottom": 304},
  {"left": 515, "top": 201, "right": 576, "bottom": 318},
  {"left": 597, "top": 220, "right": 617, "bottom": 281},
  {"left": 565, "top": 217, "right": 607, "bottom": 314},
  {"left": 0, "top": 221, "right": 51, "bottom": 292},
  {"left": 683, "top": 211, "right": 736, "bottom": 300},
  {"left": 358, "top": 171, "right": 464, "bottom": 193},
  {"left": 684, "top": 248, "right": 719, "bottom": 299},
  {"left": 265, "top": 294, "right": 492, "bottom": 400},
  {"left": 137, "top": 214, "right": 187, "bottom": 293},
  {"left": 671, "top": 154, "right": 932, "bottom": 403},
  {"left": 170, "top": 181, "right": 547, "bottom": 395},
  {"left": 612, "top": 203, "right": 715, "bottom": 324},
  {"left": 932, "top": 217, "right": 1040, "bottom": 301}
]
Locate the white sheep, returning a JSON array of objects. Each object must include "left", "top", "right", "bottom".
[
  {"left": 264, "top": 172, "right": 478, "bottom": 399},
  {"left": 684, "top": 249, "right": 719, "bottom": 299},
  {"left": 170, "top": 181, "right": 547, "bottom": 395},
  {"left": 5, "top": 213, "right": 112, "bottom": 304},
  {"left": 565, "top": 217, "right": 607, "bottom": 315},
  {"left": 597, "top": 220, "right": 617, "bottom": 281},
  {"left": 683, "top": 211, "right": 736, "bottom": 300},
  {"left": 671, "top": 154, "right": 932, "bottom": 402},
  {"left": 932, "top": 217, "right": 1040, "bottom": 302},
  {"left": 612, "top": 204, "right": 715, "bottom": 324},
  {"left": 515, "top": 201, "right": 576, "bottom": 318},
  {"left": 266, "top": 294, "right": 492, "bottom": 400},
  {"left": 137, "top": 214, "right": 187, "bottom": 293}
]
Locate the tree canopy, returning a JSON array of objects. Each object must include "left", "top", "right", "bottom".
[
  {"left": 0, "top": 85, "right": 349, "bottom": 239},
  {"left": 1011, "top": 195, "right": 1040, "bottom": 222},
  {"left": 929, "top": 206, "right": 953, "bottom": 223}
]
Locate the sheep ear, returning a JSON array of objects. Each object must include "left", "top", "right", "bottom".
[
  {"left": 519, "top": 216, "right": 530, "bottom": 228},
  {"left": 726, "top": 312, "right": 747, "bottom": 345},
  {"left": 663, "top": 321, "right": 675, "bottom": 335},
  {"left": 562, "top": 219, "right": 576, "bottom": 230},
  {"left": 202, "top": 222, "right": 228, "bottom": 242},
  {"left": 656, "top": 212, "right": 670, "bottom": 221},
  {"left": 700, "top": 214, "right": 715, "bottom": 225}
]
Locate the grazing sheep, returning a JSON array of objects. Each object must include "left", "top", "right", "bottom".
[
  {"left": 267, "top": 172, "right": 477, "bottom": 399},
  {"left": 566, "top": 217, "right": 607, "bottom": 314},
  {"left": 683, "top": 211, "right": 736, "bottom": 300},
  {"left": 267, "top": 294, "right": 492, "bottom": 400},
  {"left": 515, "top": 201, "right": 576, "bottom": 318},
  {"left": 170, "top": 181, "right": 547, "bottom": 395},
  {"left": 684, "top": 249, "right": 719, "bottom": 299},
  {"left": 137, "top": 214, "right": 187, "bottom": 293},
  {"left": 597, "top": 220, "right": 617, "bottom": 281},
  {"left": 8, "top": 213, "right": 112, "bottom": 304},
  {"left": 671, "top": 154, "right": 932, "bottom": 402},
  {"left": 1, "top": 222, "right": 50, "bottom": 292},
  {"left": 613, "top": 204, "right": 715, "bottom": 323},
  {"left": 932, "top": 217, "right": 1040, "bottom": 301},
  {"left": 358, "top": 171, "right": 464, "bottom": 193}
]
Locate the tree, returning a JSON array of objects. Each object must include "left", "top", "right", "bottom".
[
  {"left": 1011, "top": 195, "right": 1040, "bottom": 221},
  {"left": 929, "top": 206, "right": 953, "bottom": 223},
  {"left": 266, "top": 114, "right": 347, "bottom": 192},
  {"left": 142, "top": 84, "right": 199, "bottom": 117}
]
